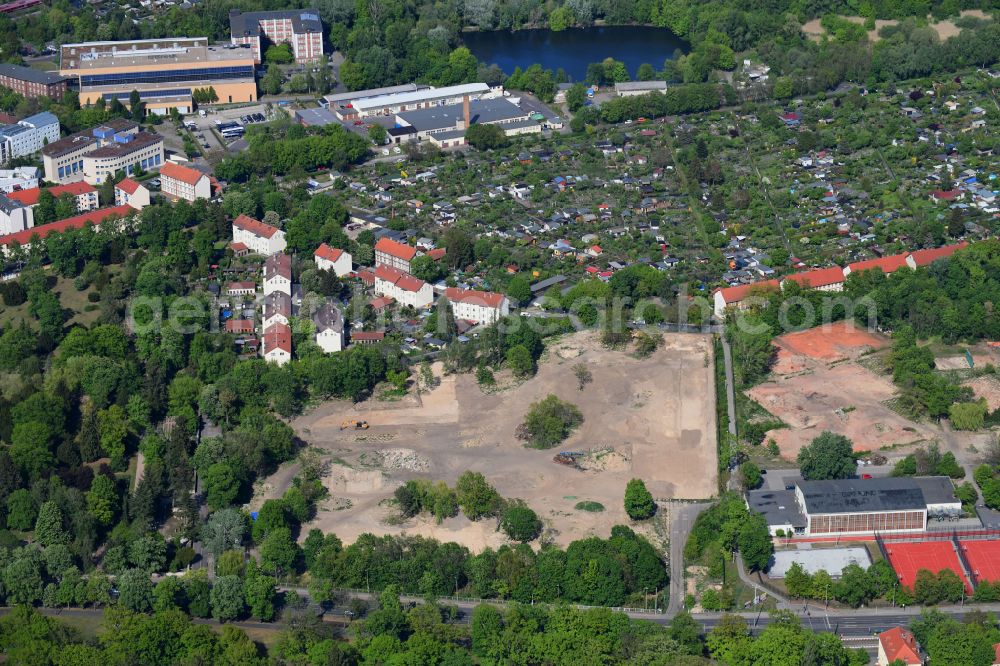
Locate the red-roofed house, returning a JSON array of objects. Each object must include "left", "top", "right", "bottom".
[
  {"left": 991, "top": 642, "right": 1000, "bottom": 666},
  {"left": 8, "top": 181, "right": 99, "bottom": 211},
  {"left": 426, "top": 247, "right": 447, "bottom": 262},
  {"left": 314, "top": 243, "right": 352, "bottom": 276},
  {"left": 781, "top": 266, "right": 845, "bottom": 293},
  {"left": 712, "top": 280, "right": 780, "bottom": 318},
  {"left": 351, "top": 331, "right": 385, "bottom": 345},
  {"left": 226, "top": 281, "right": 256, "bottom": 297},
  {"left": 877, "top": 627, "right": 921, "bottom": 666},
  {"left": 232, "top": 214, "right": 286, "bottom": 256},
  {"left": 930, "top": 189, "right": 960, "bottom": 203},
  {"left": 374, "top": 237, "right": 417, "bottom": 273},
  {"left": 114, "top": 178, "right": 150, "bottom": 210},
  {"left": 373, "top": 264, "right": 433, "bottom": 309},
  {"left": 370, "top": 295, "right": 394, "bottom": 311},
  {"left": 160, "top": 162, "right": 211, "bottom": 202},
  {"left": 906, "top": 242, "right": 967, "bottom": 269},
  {"left": 225, "top": 319, "right": 254, "bottom": 334},
  {"left": 843, "top": 253, "right": 908, "bottom": 276},
  {"left": 444, "top": 287, "right": 510, "bottom": 324},
  {"left": 262, "top": 322, "right": 292, "bottom": 366},
  {"left": 0, "top": 204, "right": 134, "bottom": 254}
]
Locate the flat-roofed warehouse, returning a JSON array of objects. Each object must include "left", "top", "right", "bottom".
[
  {"left": 352, "top": 82, "right": 494, "bottom": 118},
  {"left": 395, "top": 98, "right": 540, "bottom": 147},
  {"left": 748, "top": 476, "right": 961, "bottom": 537},
  {"left": 59, "top": 38, "right": 257, "bottom": 115}
]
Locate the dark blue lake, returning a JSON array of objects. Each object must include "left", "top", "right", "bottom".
[{"left": 463, "top": 26, "right": 687, "bottom": 81}]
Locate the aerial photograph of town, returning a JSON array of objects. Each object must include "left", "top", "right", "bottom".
[{"left": 0, "top": 0, "right": 999, "bottom": 664}]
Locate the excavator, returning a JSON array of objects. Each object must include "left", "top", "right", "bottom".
[{"left": 340, "top": 420, "right": 369, "bottom": 430}]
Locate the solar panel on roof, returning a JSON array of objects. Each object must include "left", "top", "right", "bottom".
[{"left": 300, "top": 12, "right": 319, "bottom": 20}]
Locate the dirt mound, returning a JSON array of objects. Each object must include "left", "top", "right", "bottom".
[{"left": 369, "top": 448, "right": 429, "bottom": 471}]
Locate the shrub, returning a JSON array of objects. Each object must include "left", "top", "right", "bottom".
[
  {"left": 517, "top": 394, "right": 583, "bottom": 449},
  {"left": 500, "top": 505, "right": 542, "bottom": 542},
  {"left": 574, "top": 501, "right": 605, "bottom": 512}
]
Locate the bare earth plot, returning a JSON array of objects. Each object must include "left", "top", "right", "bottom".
[
  {"left": 284, "top": 330, "right": 718, "bottom": 550},
  {"left": 748, "top": 321, "right": 936, "bottom": 458}
]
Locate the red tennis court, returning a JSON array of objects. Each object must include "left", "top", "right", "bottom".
[
  {"left": 885, "top": 541, "right": 971, "bottom": 592},
  {"left": 960, "top": 540, "right": 1000, "bottom": 583}
]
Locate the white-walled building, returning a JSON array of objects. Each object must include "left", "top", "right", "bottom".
[
  {"left": 444, "top": 287, "right": 510, "bottom": 324},
  {"left": 263, "top": 291, "right": 291, "bottom": 329},
  {"left": 374, "top": 236, "right": 416, "bottom": 273},
  {"left": 230, "top": 10, "right": 324, "bottom": 64},
  {"left": 114, "top": 178, "right": 151, "bottom": 210},
  {"left": 42, "top": 119, "right": 139, "bottom": 184},
  {"left": 0, "top": 194, "right": 33, "bottom": 235},
  {"left": 7, "top": 181, "right": 99, "bottom": 212},
  {"left": 314, "top": 243, "right": 352, "bottom": 276},
  {"left": 374, "top": 264, "right": 433, "bottom": 310},
  {"left": 159, "top": 162, "right": 211, "bottom": 202},
  {"left": 0, "top": 166, "right": 39, "bottom": 193},
  {"left": 312, "top": 301, "right": 344, "bottom": 353},
  {"left": 262, "top": 322, "right": 292, "bottom": 365},
  {"left": 263, "top": 252, "right": 292, "bottom": 297},
  {"left": 232, "top": 214, "right": 286, "bottom": 256},
  {"left": 0, "top": 112, "right": 60, "bottom": 164}
]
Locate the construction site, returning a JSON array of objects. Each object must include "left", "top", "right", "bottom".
[
  {"left": 747, "top": 321, "right": 939, "bottom": 458},
  {"left": 254, "top": 330, "right": 718, "bottom": 551}
]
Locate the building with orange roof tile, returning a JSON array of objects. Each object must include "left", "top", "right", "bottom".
[
  {"left": 231, "top": 214, "right": 286, "bottom": 256},
  {"left": 314, "top": 242, "right": 352, "bottom": 276},
  {"left": 374, "top": 236, "right": 417, "bottom": 273},
  {"left": 906, "top": 242, "right": 968, "bottom": 269},
  {"left": 781, "top": 266, "right": 845, "bottom": 293},
  {"left": 843, "top": 253, "right": 909, "bottom": 276},
  {"left": 444, "top": 287, "right": 509, "bottom": 324},
  {"left": 712, "top": 279, "right": 780, "bottom": 318},
  {"left": 877, "top": 626, "right": 921, "bottom": 666},
  {"left": 373, "top": 264, "right": 433, "bottom": 309},
  {"left": 0, "top": 204, "right": 134, "bottom": 254},
  {"left": 114, "top": 178, "right": 150, "bottom": 210},
  {"left": 159, "top": 162, "right": 211, "bottom": 202},
  {"left": 7, "top": 181, "right": 99, "bottom": 212},
  {"left": 262, "top": 322, "right": 292, "bottom": 366}
]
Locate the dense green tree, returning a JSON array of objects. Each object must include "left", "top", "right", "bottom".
[
  {"left": 35, "top": 501, "right": 68, "bottom": 546},
  {"left": 500, "top": 505, "right": 542, "bottom": 542},
  {"left": 211, "top": 575, "right": 246, "bottom": 622},
  {"left": 455, "top": 471, "right": 502, "bottom": 521},
  {"left": 797, "top": 432, "right": 856, "bottom": 480},
  {"left": 117, "top": 568, "right": 154, "bottom": 612},
  {"left": 624, "top": 478, "right": 656, "bottom": 520}
]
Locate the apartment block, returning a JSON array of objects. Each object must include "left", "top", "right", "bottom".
[{"left": 230, "top": 10, "right": 323, "bottom": 64}]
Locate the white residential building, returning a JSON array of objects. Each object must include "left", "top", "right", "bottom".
[
  {"left": 314, "top": 243, "right": 352, "bottom": 276},
  {"left": 444, "top": 287, "right": 510, "bottom": 324},
  {"left": 232, "top": 214, "right": 286, "bottom": 256},
  {"left": 374, "top": 236, "right": 416, "bottom": 273},
  {"left": 373, "top": 264, "right": 433, "bottom": 309},
  {"left": 0, "top": 194, "right": 33, "bottom": 235},
  {"left": 262, "top": 322, "right": 292, "bottom": 365},
  {"left": 7, "top": 181, "right": 99, "bottom": 212},
  {"left": 114, "top": 178, "right": 151, "bottom": 210},
  {"left": 263, "top": 252, "right": 292, "bottom": 296},
  {"left": 263, "top": 291, "right": 291, "bottom": 329},
  {"left": 0, "top": 166, "right": 39, "bottom": 193},
  {"left": 159, "top": 162, "right": 212, "bottom": 202},
  {"left": 0, "top": 112, "right": 60, "bottom": 164},
  {"left": 312, "top": 301, "right": 344, "bottom": 353}
]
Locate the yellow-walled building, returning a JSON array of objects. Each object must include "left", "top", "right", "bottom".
[{"left": 59, "top": 37, "right": 257, "bottom": 115}]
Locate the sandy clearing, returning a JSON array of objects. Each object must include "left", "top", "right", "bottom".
[
  {"left": 274, "top": 330, "right": 718, "bottom": 550},
  {"left": 747, "top": 322, "right": 933, "bottom": 458},
  {"left": 965, "top": 375, "right": 1000, "bottom": 411},
  {"left": 802, "top": 11, "right": 990, "bottom": 43}
]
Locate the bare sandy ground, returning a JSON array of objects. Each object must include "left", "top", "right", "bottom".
[
  {"left": 965, "top": 375, "right": 1000, "bottom": 411},
  {"left": 748, "top": 322, "right": 935, "bottom": 457},
  {"left": 802, "top": 10, "right": 989, "bottom": 43},
  {"left": 280, "top": 331, "right": 718, "bottom": 550}
]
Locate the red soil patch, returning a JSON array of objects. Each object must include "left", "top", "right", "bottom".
[{"left": 773, "top": 320, "right": 887, "bottom": 363}]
